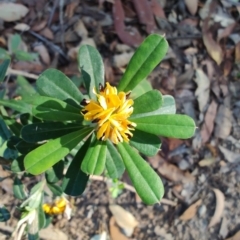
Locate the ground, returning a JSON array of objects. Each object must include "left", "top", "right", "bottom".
[{"left": 0, "top": 0, "right": 240, "bottom": 239}]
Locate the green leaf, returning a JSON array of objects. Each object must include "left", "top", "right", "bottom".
[
  {"left": 38, "top": 206, "right": 46, "bottom": 230},
  {"left": 132, "top": 90, "right": 162, "bottom": 117},
  {"left": 47, "top": 183, "right": 63, "bottom": 196},
  {"left": 131, "top": 79, "right": 152, "bottom": 99},
  {"left": 130, "top": 129, "right": 161, "bottom": 156},
  {"left": 105, "top": 140, "right": 125, "bottom": 179},
  {"left": 153, "top": 95, "right": 176, "bottom": 115},
  {"left": 117, "top": 142, "right": 164, "bottom": 204},
  {"left": 16, "top": 75, "right": 37, "bottom": 98},
  {"left": 117, "top": 34, "right": 168, "bottom": 92},
  {"left": 81, "top": 136, "right": 107, "bottom": 175},
  {"left": 31, "top": 96, "right": 83, "bottom": 121},
  {"left": 24, "top": 127, "right": 93, "bottom": 175},
  {"left": 37, "top": 69, "right": 84, "bottom": 105},
  {"left": 0, "top": 116, "right": 12, "bottom": 142},
  {"left": 15, "top": 140, "right": 39, "bottom": 154},
  {"left": 9, "top": 34, "right": 21, "bottom": 53},
  {"left": 45, "top": 161, "right": 64, "bottom": 184},
  {"left": 0, "top": 99, "right": 31, "bottom": 113},
  {"left": 21, "top": 122, "right": 84, "bottom": 143},
  {"left": 134, "top": 114, "right": 196, "bottom": 139},
  {"left": 11, "top": 155, "right": 25, "bottom": 173},
  {"left": 62, "top": 139, "right": 91, "bottom": 196},
  {"left": 0, "top": 48, "right": 10, "bottom": 60},
  {"left": 78, "top": 45, "right": 104, "bottom": 99},
  {"left": 13, "top": 177, "right": 27, "bottom": 200},
  {"left": 3, "top": 116, "right": 22, "bottom": 136},
  {"left": 0, "top": 207, "right": 10, "bottom": 222},
  {"left": 0, "top": 59, "right": 10, "bottom": 83},
  {"left": 14, "top": 50, "right": 38, "bottom": 62}
]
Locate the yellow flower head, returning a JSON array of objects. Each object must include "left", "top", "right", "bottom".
[
  {"left": 81, "top": 82, "right": 136, "bottom": 144},
  {"left": 42, "top": 197, "right": 67, "bottom": 215}
]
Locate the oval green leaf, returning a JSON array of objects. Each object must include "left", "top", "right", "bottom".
[
  {"left": 37, "top": 69, "right": 84, "bottom": 105},
  {"left": 21, "top": 122, "right": 84, "bottom": 143},
  {"left": 78, "top": 45, "right": 104, "bottom": 99},
  {"left": 62, "top": 138, "right": 91, "bottom": 196},
  {"left": 31, "top": 96, "right": 83, "bottom": 121},
  {"left": 81, "top": 136, "right": 107, "bottom": 175},
  {"left": 106, "top": 140, "right": 125, "bottom": 179},
  {"left": 13, "top": 177, "right": 27, "bottom": 200},
  {"left": 134, "top": 114, "right": 196, "bottom": 139},
  {"left": 117, "top": 34, "right": 168, "bottom": 92},
  {"left": 132, "top": 90, "right": 162, "bottom": 117},
  {"left": 0, "top": 207, "right": 10, "bottom": 222},
  {"left": 0, "top": 59, "right": 10, "bottom": 83},
  {"left": 24, "top": 127, "right": 93, "bottom": 175},
  {"left": 130, "top": 129, "right": 161, "bottom": 156},
  {"left": 0, "top": 99, "right": 31, "bottom": 113},
  {"left": 131, "top": 79, "right": 152, "bottom": 99},
  {"left": 117, "top": 142, "right": 164, "bottom": 204}
]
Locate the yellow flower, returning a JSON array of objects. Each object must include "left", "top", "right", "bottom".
[
  {"left": 42, "top": 197, "right": 67, "bottom": 215},
  {"left": 81, "top": 82, "right": 136, "bottom": 144}
]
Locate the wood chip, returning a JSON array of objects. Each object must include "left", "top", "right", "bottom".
[{"left": 109, "top": 217, "right": 129, "bottom": 240}]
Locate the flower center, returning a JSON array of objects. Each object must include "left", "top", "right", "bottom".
[{"left": 81, "top": 82, "right": 136, "bottom": 144}]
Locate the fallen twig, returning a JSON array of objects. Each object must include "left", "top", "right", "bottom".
[{"left": 7, "top": 68, "right": 38, "bottom": 80}]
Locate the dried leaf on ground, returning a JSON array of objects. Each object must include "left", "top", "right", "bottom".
[
  {"left": 208, "top": 188, "right": 225, "bottom": 228},
  {"left": 217, "top": 23, "right": 236, "bottom": 42},
  {"left": 226, "top": 230, "right": 240, "bottom": 240},
  {"left": 214, "top": 105, "right": 232, "bottom": 139},
  {"left": 180, "top": 199, "right": 202, "bottom": 221},
  {"left": 109, "top": 217, "right": 129, "bottom": 240},
  {"left": 14, "top": 23, "right": 30, "bottom": 32},
  {"left": 198, "top": 158, "right": 216, "bottom": 167},
  {"left": 113, "top": 52, "right": 134, "bottom": 68},
  {"left": 203, "top": 32, "right": 223, "bottom": 65},
  {"left": 109, "top": 205, "right": 138, "bottom": 237},
  {"left": 40, "top": 225, "right": 68, "bottom": 240},
  {"left": 184, "top": 0, "right": 198, "bottom": 15},
  {"left": 218, "top": 146, "right": 240, "bottom": 163},
  {"left": 148, "top": 156, "right": 195, "bottom": 183},
  {"left": 32, "top": 20, "right": 47, "bottom": 32},
  {"left": 34, "top": 44, "right": 50, "bottom": 65},
  {"left": 74, "top": 20, "right": 88, "bottom": 39},
  {"left": 235, "top": 41, "right": 240, "bottom": 63},
  {"left": 40, "top": 27, "right": 54, "bottom": 40},
  {"left": 0, "top": 3, "right": 29, "bottom": 22},
  {"left": 194, "top": 69, "right": 210, "bottom": 112},
  {"left": 201, "top": 100, "right": 218, "bottom": 143}
]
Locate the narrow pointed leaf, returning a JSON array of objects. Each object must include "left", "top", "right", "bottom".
[
  {"left": 117, "top": 34, "right": 168, "bottom": 92},
  {"left": 134, "top": 114, "right": 196, "bottom": 139},
  {"left": 106, "top": 140, "right": 125, "bottom": 179},
  {"left": 13, "top": 177, "right": 27, "bottom": 200},
  {"left": 21, "top": 122, "right": 84, "bottom": 143},
  {"left": 62, "top": 138, "right": 91, "bottom": 196},
  {"left": 132, "top": 90, "right": 162, "bottom": 117},
  {"left": 0, "top": 59, "right": 10, "bottom": 83},
  {"left": 81, "top": 136, "right": 107, "bottom": 175},
  {"left": 117, "top": 142, "right": 164, "bottom": 204},
  {"left": 130, "top": 129, "right": 161, "bottom": 156},
  {"left": 31, "top": 96, "right": 82, "bottom": 121},
  {"left": 24, "top": 127, "right": 93, "bottom": 175},
  {"left": 78, "top": 45, "right": 104, "bottom": 99},
  {"left": 37, "top": 69, "right": 84, "bottom": 105},
  {"left": 0, "top": 99, "right": 31, "bottom": 113}
]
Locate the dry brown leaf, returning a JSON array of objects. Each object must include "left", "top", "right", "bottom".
[
  {"left": 39, "top": 225, "right": 68, "bottom": 240},
  {"left": 74, "top": 20, "right": 88, "bottom": 39},
  {"left": 148, "top": 156, "right": 195, "bottom": 183},
  {"left": 32, "top": 20, "right": 47, "bottom": 32},
  {"left": 203, "top": 32, "right": 223, "bottom": 65},
  {"left": 0, "top": 3, "right": 29, "bottom": 22},
  {"left": 113, "top": 52, "right": 134, "bottom": 68},
  {"left": 109, "top": 217, "right": 129, "bottom": 240},
  {"left": 180, "top": 199, "right": 202, "bottom": 221},
  {"left": 40, "top": 27, "right": 54, "bottom": 40},
  {"left": 225, "top": 230, "right": 240, "bottom": 240},
  {"left": 198, "top": 158, "right": 216, "bottom": 167},
  {"left": 201, "top": 100, "right": 218, "bottom": 143},
  {"left": 217, "top": 23, "right": 236, "bottom": 42},
  {"left": 214, "top": 105, "right": 232, "bottom": 139},
  {"left": 235, "top": 41, "right": 240, "bottom": 63},
  {"left": 34, "top": 45, "right": 50, "bottom": 65},
  {"left": 184, "top": 0, "right": 198, "bottom": 15},
  {"left": 14, "top": 23, "right": 30, "bottom": 32},
  {"left": 109, "top": 205, "right": 138, "bottom": 237},
  {"left": 194, "top": 69, "right": 210, "bottom": 112},
  {"left": 208, "top": 188, "right": 225, "bottom": 228}
]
